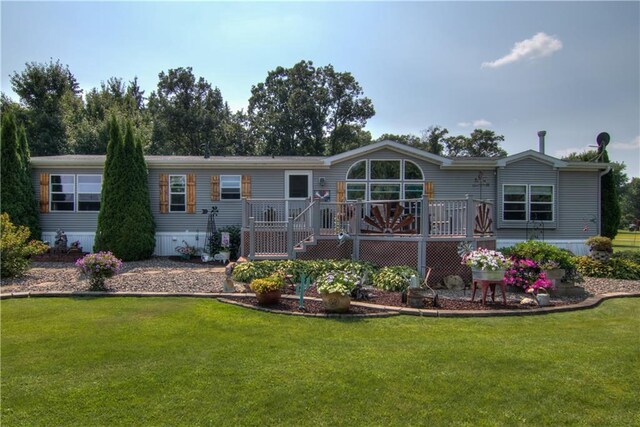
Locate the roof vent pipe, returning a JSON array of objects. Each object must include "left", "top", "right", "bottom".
[{"left": 537, "top": 130, "right": 547, "bottom": 154}]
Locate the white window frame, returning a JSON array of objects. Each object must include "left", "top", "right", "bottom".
[
  {"left": 502, "top": 184, "right": 528, "bottom": 222},
  {"left": 370, "top": 159, "right": 401, "bottom": 181},
  {"left": 50, "top": 174, "right": 76, "bottom": 212},
  {"left": 346, "top": 160, "right": 368, "bottom": 181},
  {"left": 76, "top": 174, "right": 102, "bottom": 212},
  {"left": 220, "top": 175, "right": 241, "bottom": 200},
  {"left": 529, "top": 184, "right": 554, "bottom": 222},
  {"left": 169, "top": 175, "right": 187, "bottom": 212},
  {"left": 285, "top": 170, "right": 313, "bottom": 200},
  {"left": 346, "top": 183, "right": 367, "bottom": 201},
  {"left": 403, "top": 160, "right": 424, "bottom": 181}
]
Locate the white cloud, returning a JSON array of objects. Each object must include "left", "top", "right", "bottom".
[
  {"left": 482, "top": 32, "right": 563, "bottom": 69},
  {"left": 609, "top": 135, "right": 640, "bottom": 150},
  {"left": 458, "top": 119, "right": 492, "bottom": 128}
]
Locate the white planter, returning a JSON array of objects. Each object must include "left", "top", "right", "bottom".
[
  {"left": 536, "top": 293, "right": 551, "bottom": 306},
  {"left": 471, "top": 269, "right": 506, "bottom": 281}
]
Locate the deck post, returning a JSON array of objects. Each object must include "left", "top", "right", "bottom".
[
  {"left": 249, "top": 217, "right": 255, "bottom": 260},
  {"left": 242, "top": 198, "right": 248, "bottom": 228},
  {"left": 352, "top": 201, "right": 362, "bottom": 260},
  {"left": 287, "top": 217, "right": 294, "bottom": 258},
  {"left": 312, "top": 200, "right": 320, "bottom": 237},
  {"left": 421, "top": 194, "right": 430, "bottom": 238},
  {"left": 466, "top": 195, "right": 474, "bottom": 239}
]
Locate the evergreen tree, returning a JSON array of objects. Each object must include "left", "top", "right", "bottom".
[
  {"left": 94, "top": 119, "right": 155, "bottom": 260},
  {"left": 1, "top": 112, "right": 40, "bottom": 238},
  {"left": 94, "top": 117, "right": 124, "bottom": 252},
  {"left": 600, "top": 149, "right": 621, "bottom": 239},
  {"left": 115, "top": 122, "right": 155, "bottom": 260}
]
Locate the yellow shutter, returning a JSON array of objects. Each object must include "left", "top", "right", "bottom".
[
  {"left": 187, "top": 174, "right": 196, "bottom": 213},
  {"left": 159, "top": 174, "right": 168, "bottom": 213},
  {"left": 39, "top": 173, "right": 49, "bottom": 213},
  {"left": 241, "top": 175, "right": 251, "bottom": 198},
  {"left": 337, "top": 181, "right": 346, "bottom": 203},
  {"left": 210, "top": 175, "right": 220, "bottom": 201},
  {"left": 425, "top": 181, "right": 434, "bottom": 200}
]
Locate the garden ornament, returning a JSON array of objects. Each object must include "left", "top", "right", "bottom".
[{"left": 295, "top": 274, "right": 311, "bottom": 310}]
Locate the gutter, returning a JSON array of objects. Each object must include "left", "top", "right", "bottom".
[{"left": 599, "top": 166, "right": 612, "bottom": 177}]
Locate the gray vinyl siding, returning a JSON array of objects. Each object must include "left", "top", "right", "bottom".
[
  {"left": 33, "top": 167, "right": 103, "bottom": 232},
  {"left": 323, "top": 148, "right": 496, "bottom": 202},
  {"left": 497, "top": 158, "right": 558, "bottom": 230}
]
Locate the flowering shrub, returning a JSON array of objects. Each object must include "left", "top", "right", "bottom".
[
  {"left": 76, "top": 251, "right": 123, "bottom": 291},
  {"left": 503, "top": 258, "right": 553, "bottom": 293},
  {"left": 461, "top": 248, "right": 511, "bottom": 271},
  {"left": 316, "top": 271, "right": 360, "bottom": 296},
  {"left": 0, "top": 213, "right": 48, "bottom": 278}
]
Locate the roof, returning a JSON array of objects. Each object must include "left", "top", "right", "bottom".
[{"left": 30, "top": 141, "right": 610, "bottom": 172}]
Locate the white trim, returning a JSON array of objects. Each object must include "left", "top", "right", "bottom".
[
  {"left": 496, "top": 150, "right": 567, "bottom": 168},
  {"left": 324, "top": 140, "right": 452, "bottom": 166},
  {"left": 284, "top": 170, "right": 313, "bottom": 200},
  {"left": 346, "top": 159, "right": 367, "bottom": 180},
  {"left": 49, "top": 174, "right": 76, "bottom": 212},
  {"left": 169, "top": 174, "right": 187, "bottom": 212},
  {"left": 220, "top": 174, "right": 241, "bottom": 200},
  {"left": 404, "top": 160, "right": 424, "bottom": 180},
  {"left": 76, "top": 174, "right": 102, "bottom": 212}
]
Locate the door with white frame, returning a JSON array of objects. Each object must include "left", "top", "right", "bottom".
[{"left": 284, "top": 170, "right": 312, "bottom": 219}]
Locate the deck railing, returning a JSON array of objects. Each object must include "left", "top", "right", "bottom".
[{"left": 244, "top": 196, "right": 495, "bottom": 258}]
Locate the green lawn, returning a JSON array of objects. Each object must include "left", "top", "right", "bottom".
[
  {"left": 613, "top": 230, "right": 640, "bottom": 251},
  {"left": 2, "top": 297, "right": 639, "bottom": 426}
]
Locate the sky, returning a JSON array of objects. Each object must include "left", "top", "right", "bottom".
[{"left": 2, "top": 1, "right": 639, "bottom": 178}]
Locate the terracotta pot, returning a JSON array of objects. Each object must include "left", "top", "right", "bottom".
[
  {"left": 255, "top": 290, "right": 281, "bottom": 305},
  {"left": 471, "top": 269, "right": 505, "bottom": 281},
  {"left": 321, "top": 292, "right": 351, "bottom": 313}
]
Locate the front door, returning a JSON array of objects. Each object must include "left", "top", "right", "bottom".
[{"left": 285, "top": 170, "right": 312, "bottom": 218}]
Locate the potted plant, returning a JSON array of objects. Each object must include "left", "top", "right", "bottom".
[
  {"left": 316, "top": 270, "right": 359, "bottom": 313},
  {"left": 175, "top": 240, "right": 198, "bottom": 260},
  {"left": 461, "top": 248, "right": 511, "bottom": 281},
  {"left": 585, "top": 236, "right": 613, "bottom": 262},
  {"left": 76, "top": 251, "right": 123, "bottom": 291},
  {"left": 250, "top": 273, "right": 283, "bottom": 305}
]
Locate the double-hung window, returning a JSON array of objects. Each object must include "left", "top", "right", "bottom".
[
  {"left": 77, "top": 175, "right": 102, "bottom": 211},
  {"left": 169, "top": 175, "right": 186, "bottom": 212},
  {"left": 220, "top": 175, "right": 241, "bottom": 200},
  {"left": 50, "top": 174, "right": 102, "bottom": 212},
  {"left": 503, "top": 184, "right": 554, "bottom": 222},
  {"left": 50, "top": 175, "right": 75, "bottom": 211}
]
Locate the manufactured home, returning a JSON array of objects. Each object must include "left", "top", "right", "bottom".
[{"left": 31, "top": 137, "right": 609, "bottom": 283}]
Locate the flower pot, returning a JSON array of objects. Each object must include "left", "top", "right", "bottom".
[
  {"left": 543, "top": 268, "right": 565, "bottom": 281},
  {"left": 320, "top": 292, "right": 351, "bottom": 313},
  {"left": 407, "top": 288, "right": 429, "bottom": 308},
  {"left": 471, "top": 269, "right": 505, "bottom": 281},
  {"left": 255, "top": 290, "right": 281, "bottom": 305},
  {"left": 536, "top": 293, "right": 551, "bottom": 307}
]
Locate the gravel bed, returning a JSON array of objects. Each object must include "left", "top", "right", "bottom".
[{"left": 1, "top": 258, "right": 638, "bottom": 305}]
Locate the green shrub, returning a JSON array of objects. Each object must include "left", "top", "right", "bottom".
[
  {"left": 250, "top": 273, "right": 283, "bottom": 294},
  {"left": 374, "top": 266, "right": 419, "bottom": 291},
  {"left": 500, "top": 241, "right": 577, "bottom": 271},
  {"left": 612, "top": 250, "right": 640, "bottom": 264},
  {"left": 575, "top": 256, "right": 640, "bottom": 280},
  {"left": 585, "top": 236, "right": 613, "bottom": 252},
  {"left": 0, "top": 213, "right": 48, "bottom": 278},
  {"left": 232, "top": 259, "right": 378, "bottom": 285}
]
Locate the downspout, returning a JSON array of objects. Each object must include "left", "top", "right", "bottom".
[{"left": 597, "top": 166, "right": 612, "bottom": 235}]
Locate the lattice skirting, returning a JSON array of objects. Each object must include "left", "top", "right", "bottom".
[
  {"left": 296, "top": 240, "right": 353, "bottom": 260},
  {"left": 359, "top": 240, "right": 418, "bottom": 268},
  {"left": 426, "top": 240, "right": 496, "bottom": 286}
]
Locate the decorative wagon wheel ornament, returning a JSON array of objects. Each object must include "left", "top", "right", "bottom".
[
  {"left": 363, "top": 202, "right": 415, "bottom": 234},
  {"left": 457, "top": 240, "right": 475, "bottom": 259}
]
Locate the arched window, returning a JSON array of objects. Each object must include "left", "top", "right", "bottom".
[{"left": 344, "top": 159, "right": 425, "bottom": 201}]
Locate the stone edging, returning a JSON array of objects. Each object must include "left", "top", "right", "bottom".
[{"left": 1, "top": 291, "right": 638, "bottom": 318}]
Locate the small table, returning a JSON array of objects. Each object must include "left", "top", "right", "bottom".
[{"left": 471, "top": 280, "right": 507, "bottom": 305}]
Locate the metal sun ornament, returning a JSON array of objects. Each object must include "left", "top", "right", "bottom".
[{"left": 472, "top": 171, "right": 490, "bottom": 200}]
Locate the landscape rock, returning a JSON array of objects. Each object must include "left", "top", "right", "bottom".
[{"left": 442, "top": 275, "right": 465, "bottom": 290}]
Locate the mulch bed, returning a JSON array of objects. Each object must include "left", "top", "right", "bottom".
[
  {"left": 224, "top": 285, "right": 571, "bottom": 314},
  {"left": 167, "top": 256, "right": 232, "bottom": 265},
  {"left": 33, "top": 252, "right": 87, "bottom": 262}
]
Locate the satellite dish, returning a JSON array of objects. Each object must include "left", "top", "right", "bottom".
[{"left": 596, "top": 132, "right": 610, "bottom": 148}]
